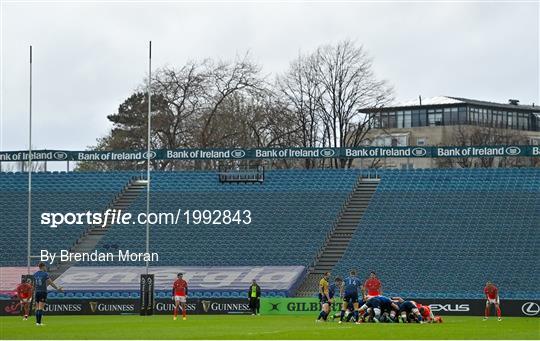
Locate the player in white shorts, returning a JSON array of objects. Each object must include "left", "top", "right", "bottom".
[{"left": 172, "top": 273, "right": 188, "bottom": 320}]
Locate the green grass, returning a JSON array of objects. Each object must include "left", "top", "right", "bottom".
[{"left": 0, "top": 315, "right": 539, "bottom": 340}]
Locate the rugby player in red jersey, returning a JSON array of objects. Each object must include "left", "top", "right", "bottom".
[
  {"left": 172, "top": 273, "right": 188, "bottom": 320},
  {"left": 483, "top": 281, "right": 502, "bottom": 321},
  {"left": 417, "top": 303, "right": 435, "bottom": 323},
  {"left": 16, "top": 279, "right": 33, "bottom": 320},
  {"left": 362, "top": 271, "right": 382, "bottom": 300}
]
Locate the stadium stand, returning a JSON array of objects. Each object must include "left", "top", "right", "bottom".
[
  {"left": 0, "top": 171, "right": 135, "bottom": 266},
  {"left": 332, "top": 168, "right": 540, "bottom": 300},
  {"left": 1, "top": 168, "right": 538, "bottom": 300},
  {"left": 87, "top": 169, "right": 359, "bottom": 266}
]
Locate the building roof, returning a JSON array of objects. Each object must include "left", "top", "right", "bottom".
[
  {"left": 365, "top": 96, "right": 540, "bottom": 112},
  {"left": 394, "top": 96, "right": 463, "bottom": 107},
  {"left": 447, "top": 97, "right": 540, "bottom": 111}
]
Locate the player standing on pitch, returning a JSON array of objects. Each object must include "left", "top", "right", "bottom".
[
  {"left": 483, "top": 281, "right": 502, "bottom": 321},
  {"left": 16, "top": 278, "right": 33, "bottom": 320},
  {"left": 172, "top": 273, "right": 188, "bottom": 320},
  {"left": 316, "top": 272, "right": 331, "bottom": 322},
  {"left": 362, "top": 271, "right": 382, "bottom": 300},
  {"left": 34, "top": 262, "right": 63, "bottom": 326},
  {"left": 340, "top": 270, "right": 361, "bottom": 324}
]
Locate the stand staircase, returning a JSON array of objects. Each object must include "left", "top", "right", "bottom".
[
  {"left": 295, "top": 177, "right": 380, "bottom": 296},
  {"left": 50, "top": 178, "right": 147, "bottom": 278}
]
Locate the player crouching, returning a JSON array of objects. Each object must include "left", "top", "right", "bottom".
[
  {"left": 392, "top": 297, "right": 423, "bottom": 323},
  {"left": 356, "top": 296, "right": 398, "bottom": 323},
  {"left": 417, "top": 303, "right": 439, "bottom": 323},
  {"left": 483, "top": 281, "right": 502, "bottom": 321},
  {"left": 16, "top": 279, "right": 33, "bottom": 320}
]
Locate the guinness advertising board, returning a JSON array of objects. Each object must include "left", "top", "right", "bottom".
[
  {"left": 0, "top": 298, "right": 251, "bottom": 316},
  {"left": 0, "top": 298, "right": 537, "bottom": 316}
]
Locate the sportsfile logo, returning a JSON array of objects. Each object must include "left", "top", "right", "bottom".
[
  {"left": 429, "top": 304, "right": 470, "bottom": 312},
  {"left": 521, "top": 302, "right": 540, "bottom": 316}
]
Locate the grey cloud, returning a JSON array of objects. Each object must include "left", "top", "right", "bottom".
[{"left": 1, "top": 2, "right": 538, "bottom": 157}]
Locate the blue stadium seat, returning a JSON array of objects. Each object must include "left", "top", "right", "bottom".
[{"left": 1, "top": 168, "right": 538, "bottom": 299}]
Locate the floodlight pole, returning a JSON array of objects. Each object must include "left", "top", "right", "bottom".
[
  {"left": 27, "top": 46, "right": 32, "bottom": 275},
  {"left": 145, "top": 41, "right": 151, "bottom": 275}
]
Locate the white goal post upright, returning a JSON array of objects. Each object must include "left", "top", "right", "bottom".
[
  {"left": 27, "top": 45, "right": 33, "bottom": 275},
  {"left": 145, "top": 41, "right": 151, "bottom": 275}
]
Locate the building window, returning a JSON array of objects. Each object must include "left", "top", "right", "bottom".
[
  {"left": 532, "top": 113, "right": 540, "bottom": 132},
  {"left": 479, "top": 108, "right": 487, "bottom": 125},
  {"left": 443, "top": 107, "right": 458, "bottom": 125},
  {"left": 371, "top": 114, "right": 380, "bottom": 128},
  {"left": 428, "top": 109, "right": 442, "bottom": 126},
  {"left": 379, "top": 113, "right": 386, "bottom": 128},
  {"left": 458, "top": 106, "right": 467, "bottom": 124},
  {"left": 404, "top": 110, "right": 412, "bottom": 128},
  {"left": 518, "top": 112, "right": 528, "bottom": 130},
  {"left": 417, "top": 137, "right": 427, "bottom": 146},
  {"left": 484, "top": 109, "right": 492, "bottom": 126},
  {"left": 443, "top": 108, "right": 451, "bottom": 125},
  {"left": 411, "top": 110, "right": 420, "bottom": 127},
  {"left": 397, "top": 111, "right": 404, "bottom": 128},
  {"left": 373, "top": 135, "right": 408, "bottom": 146},
  {"left": 493, "top": 110, "right": 504, "bottom": 128},
  {"left": 508, "top": 112, "right": 516, "bottom": 129},
  {"left": 388, "top": 112, "right": 397, "bottom": 128},
  {"left": 419, "top": 109, "right": 427, "bottom": 127},
  {"left": 396, "top": 135, "right": 408, "bottom": 146},
  {"left": 470, "top": 108, "right": 479, "bottom": 125}
]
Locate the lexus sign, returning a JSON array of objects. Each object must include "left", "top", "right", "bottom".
[
  {"left": 521, "top": 302, "right": 540, "bottom": 316},
  {"left": 429, "top": 304, "right": 470, "bottom": 312}
]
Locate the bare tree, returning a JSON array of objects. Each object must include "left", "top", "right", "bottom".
[
  {"left": 79, "top": 43, "right": 393, "bottom": 171},
  {"left": 77, "top": 55, "right": 266, "bottom": 171},
  {"left": 278, "top": 40, "right": 393, "bottom": 168},
  {"left": 198, "top": 54, "right": 264, "bottom": 148},
  {"left": 278, "top": 53, "right": 323, "bottom": 168}
]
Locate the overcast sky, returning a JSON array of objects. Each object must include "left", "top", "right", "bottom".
[{"left": 1, "top": 1, "right": 538, "bottom": 154}]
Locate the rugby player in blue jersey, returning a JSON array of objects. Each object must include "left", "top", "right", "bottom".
[
  {"left": 328, "top": 277, "right": 344, "bottom": 321},
  {"left": 339, "top": 270, "right": 362, "bottom": 323},
  {"left": 357, "top": 296, "right": 398, "bottom": 323},
  {"left": 328, "top": 277, "right": 342, "bottom": 300},
  {"left": 34, "top": 262, "right": 63, "bottom": 326},
  {"left": 375, "top": 296, "right": 399, "bottom": 322},
  {"left": 392, "top": 297, "right": 423, "bottom": 323}
]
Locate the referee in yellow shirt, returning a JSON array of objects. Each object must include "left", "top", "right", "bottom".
[{"left": 316, "top": 272, "right": 331, "bottom": 322}]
